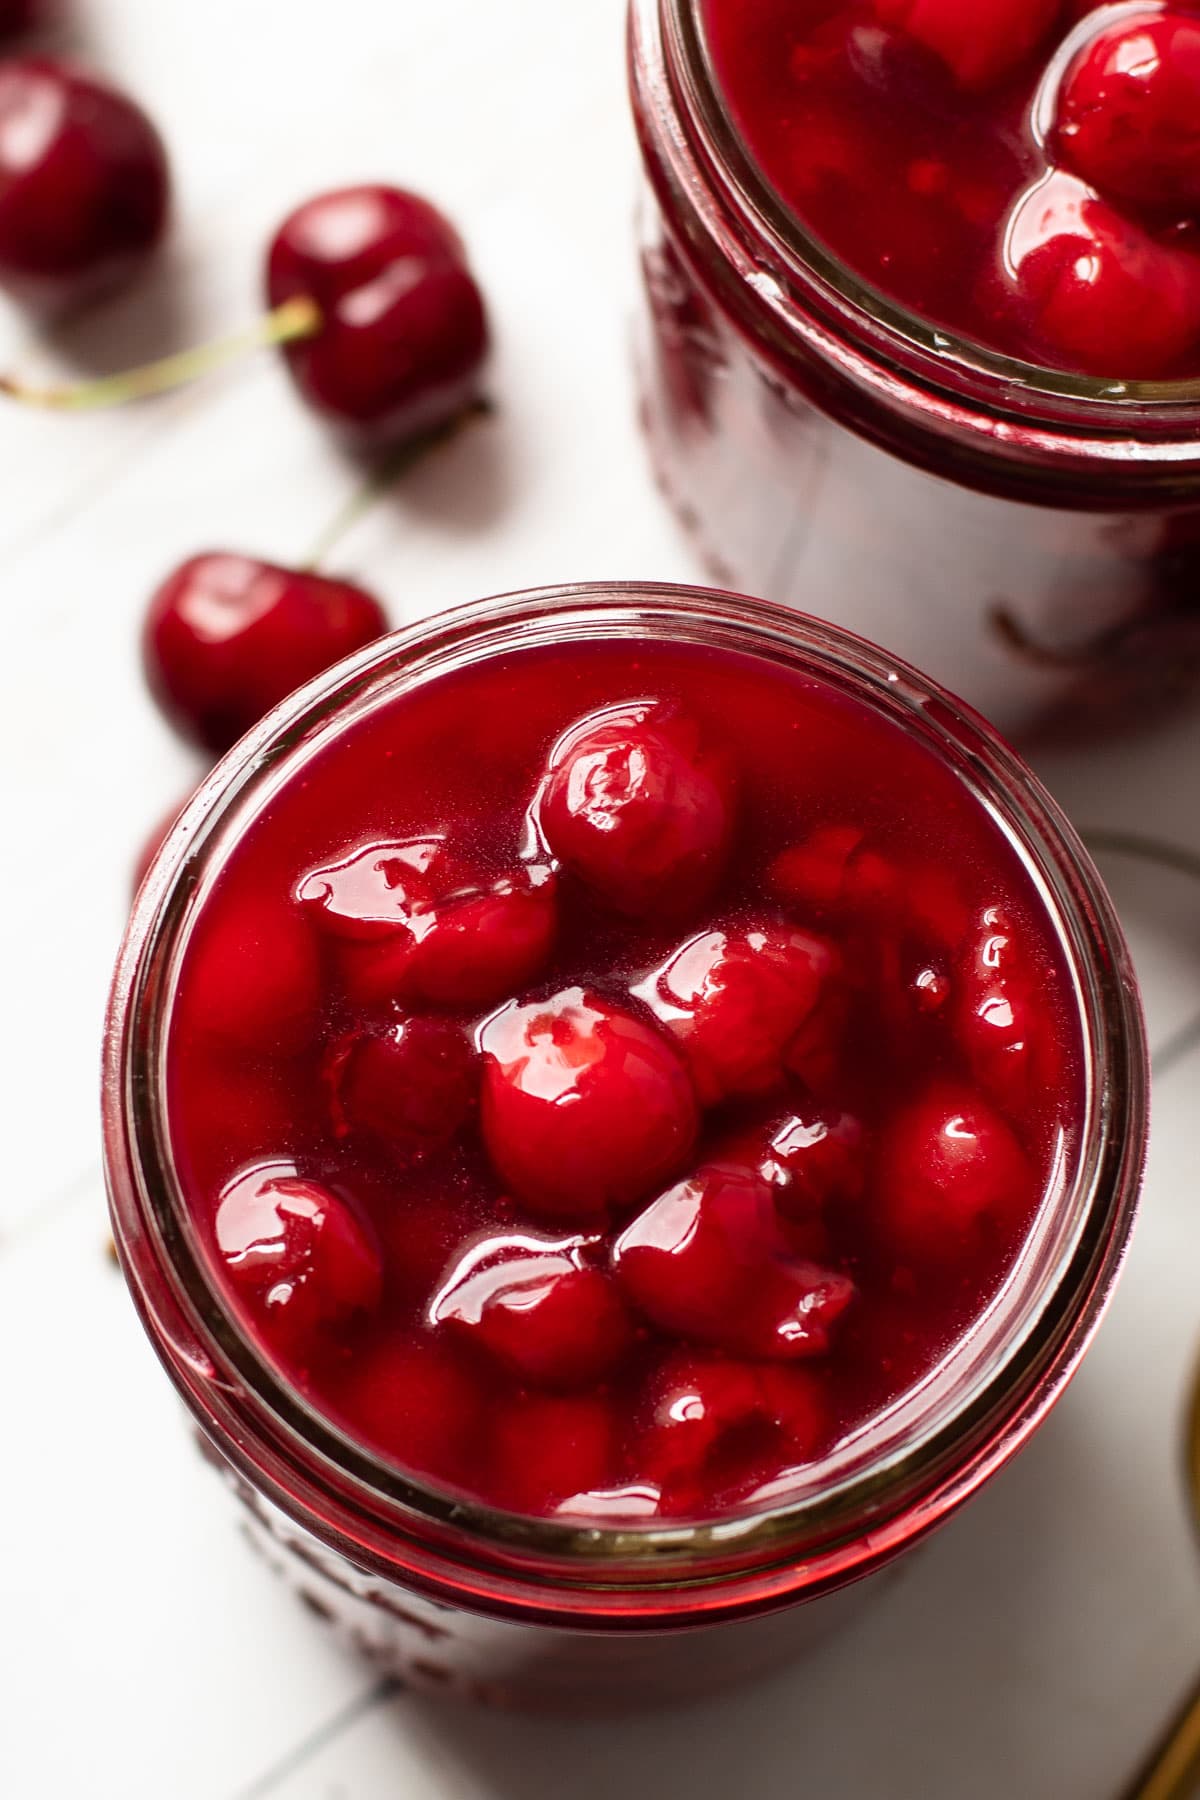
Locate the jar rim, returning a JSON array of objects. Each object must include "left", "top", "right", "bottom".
[
  {"left": 104, "top": 581, "right": 1147, "bottom": 1623},
  {"left": 636, "top": 0, "right": 1200, "bottom": 466}
]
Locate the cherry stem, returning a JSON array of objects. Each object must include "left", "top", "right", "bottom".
[
  {"left": 0, "top": 294, "right": 323, "bottom": 412},
  {"left": 302, "top": 398, "right": 493, "bottom": 571},
  {"left": 1083, "top": 828, "right": 1200, "bottom": 886}
]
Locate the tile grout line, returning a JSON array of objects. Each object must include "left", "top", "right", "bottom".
[{"left": 229, "top": 1678, "right": 401, "bottom": 1800}]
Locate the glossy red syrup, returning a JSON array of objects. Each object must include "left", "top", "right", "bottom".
[
  {"left": 701, "top": 1, "right": 1200, "bottom": 377},
  {"left": 165, "top": 637, "right": 1082, "bottom": 1522}
]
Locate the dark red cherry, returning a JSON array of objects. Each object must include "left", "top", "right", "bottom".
[
  {"left": 143, "top": 553, "right": 387, "bottom": 755},
  {"left": 1001, "top": 171, "right": 1200, "bottom": 378},
  {"left": 479, "top": 988, "right": 699, "bottom": 1223},
  {"left": 640, "top": 1352, "right": 826, "bottom": 1510},
  {"left": 1054, "top": 12, "right": 1200, "bottom": 221},
  {"left": 872, "top": 0, "right": 1060, "bottom": 91},
  {"left": 613, "top": 1161, "right": 856, "bottom": 1359},
  {"left": 324, "top": 1014, "right": 476, "bottom": 1160},
  {"left": 215, "top": 1162, "right": 382, "bottom": 1352},
  {"left": 300, "top": 840, "right": 557, "bottom": 1011},
  {"left": 266, "top": 184, "right": 489, "bottom": 446},
  {"left": 536, "top": 701, "right": 735, "bottom": 918},
  {"left": 635, "top": 924, "right": 838, "bottom": 1106},
  {"left": 488, "top": 1392, "right": 617, "bottom": 1514},
  {"left": 430, "top": 1230, "right": 635, "bottom": 1388},
  {"left": 332, "top": 1334, "right": 484, "bottom": 1485},
  {"left": 0, "top": 58, "right": 170, "bottom": 299},
  {"left": 873, "top": 1084, "right": 1037, "bottom": 1269},
  {"left": 185, "top": 887, "right": 321, "bottom": 1057}
]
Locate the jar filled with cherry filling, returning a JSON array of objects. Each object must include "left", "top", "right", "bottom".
[
  {"left": 631, "top": 0, "right": 1200, "bottom": 738},
  {"left": 104, "top": 583, "right": 1145, "bottom": 1709}
]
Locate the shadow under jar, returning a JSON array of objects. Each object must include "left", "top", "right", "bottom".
[
  {"left": 104, "top": 583, "right": 1146, "bottom": 1711},
  {"left": 630, "top": 0, "right": 1200, "bottom": 740}
]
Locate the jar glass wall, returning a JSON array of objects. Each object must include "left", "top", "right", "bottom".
[
  {"left": 103, "top": 583, "right": 1147, "bottom": 1709},
  {"left": 630, "top": 0, "right": 1200, "bottom": 738}
]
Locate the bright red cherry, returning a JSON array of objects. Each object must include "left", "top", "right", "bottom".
[
  {"left": 332, "top": 1334, "right": 484, "bottom": 1485},
  {"left": 1053, "top": 12, "right": 1200, "bottom": 221},
  {"left": 0, "top": 58, "right": 169, "bottom": 299},
  {"left": 953, "top": 904, "right": 1065, "bottom": 1114},
  {"left": 266, "top": 185, "right": 490, "bottom": 446},
  {"left": 488, "top": 1392, "right": 618, "bottom": 1514},
  {"left": 184, "top": 888, "right": 321, "bottom": 1057},
  {"left": 1001, "top": 170, "right": 1200, "bottom": 378},
  {"left": 430, "top": 1230, "right": 635, "bottom": 1389},
  {"left": 215, "top": 1162, "right": 382, "bottom": 1353},
  {"left": 479, "top": 988, "right": 699, "bottom": 1223},
  {"left": 143, "top": 553, "right": 387, "bottom": 755},
  {"left": 635, "top": 924, "right": 838, "bottom": 1105},
  {"left": 323, "top": 1014, "right": 476, "bottom": 1160},
  {"left": 536, "top": 701, "right": 735, "bottom": 918},
  {"left": 613, "top": 1161, "right": 855, "bottom": 1359},
  {"left": 299, "top": 839, "right": 557, "bottom": 1010},
  {"left": 640, "top": 1352, "right": 826, "bottom": 1510},
  {"left": 873, "top": 1085, "right": 1037, "bottom": 1268},
  {"left": 872, "top": 0, "right": 1061, "bottom": 91}
]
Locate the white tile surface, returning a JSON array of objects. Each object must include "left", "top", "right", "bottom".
[{"left": 4, "top": 1, "right": 1200, "bottom": 1796}]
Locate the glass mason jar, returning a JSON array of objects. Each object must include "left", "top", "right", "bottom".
[
  {"left": 103, "top": 583, "right": 1147, "bottom": 1711},
  {"left": 629, "top": 0, "right": 1200, "bottom": 739}
]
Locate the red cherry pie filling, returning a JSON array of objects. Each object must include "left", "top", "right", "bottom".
[{"left": 165, "top": 629, "right": 1082, "bottom": 1521}]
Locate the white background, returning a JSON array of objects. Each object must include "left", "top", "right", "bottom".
[{"left": 4, "top": 1, "right": 1200, "bottom": 1795}]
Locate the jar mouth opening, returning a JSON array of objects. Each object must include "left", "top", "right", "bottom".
[
  {"left": 661, "top": 0, "right": 1200, "bottom": 418},
  {"left": 109, "top": 583, "right": 1146, "bottom": 1594}
]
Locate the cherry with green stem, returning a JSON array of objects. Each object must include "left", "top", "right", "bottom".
[
  {"left": 3, "top": 183, "right": 490, "bottom": 443},
  {"left": 141, "top": 403, "right": 488, "bottom": 758}
]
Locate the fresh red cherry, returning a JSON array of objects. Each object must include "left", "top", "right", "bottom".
[
  {"left": 1001, "top": 171, "right": 1200, "bottom": 378},
  {"left": 640, "top": 1352, "right": 825, "bottom": 1511},
  {"left": 215, "top": 1162, "right": 382, "bottom": 1353},
  {"left": 613, "top": 1161, "right": 855, "bottom": 1359},
  {"left": 953, "top": 904, "right": 1065, "bottom": 1114},
  {"left": 300, "top": 839, "right": 557, "bottom": 1011},
  {"left": 635, "top": 924, "right": 838, "bottom": 1105},
  {"left": 872, "top": 0, "right": 1061, "bottom": 92},
  {"left": 0, "top": 58, "right": 169, "bottom": 300},
  {"left": 479, "top": 988, "right": 699, "bottom": 1223},
  {"left": 488, "top": 1392, "right": 617, "bottom": 1514},
  {"left": 331, "top": 1333, "right": 485, "bottom": 1485},
  {"left": 323, "top": 1014, "right": 476, "bottom": 1160},
  {"left": 266, "top": 184, "right": 490, "bottom": 446},
  {"left": 873, "top": 1084, "right": 1037, "bottom": 1268},
  {"left": 1053, "top": 11, "right": 1200, "bottom": 222},
  {"left": 430, "top": 1230, "right": 635, "bottom": 1388},
  {"left": 143, "top": 553, "right": 387, "bottom": 755},
  {"left": 536, "top": 701, "right": 735, "bottom": 918},
  {"left": 185, "top": 887, "right": 321, "bottom": 1057}
]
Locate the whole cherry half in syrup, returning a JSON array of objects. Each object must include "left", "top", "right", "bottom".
[{"left": 163, "top": 633, "right": 1081, "bottom": 1522}]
